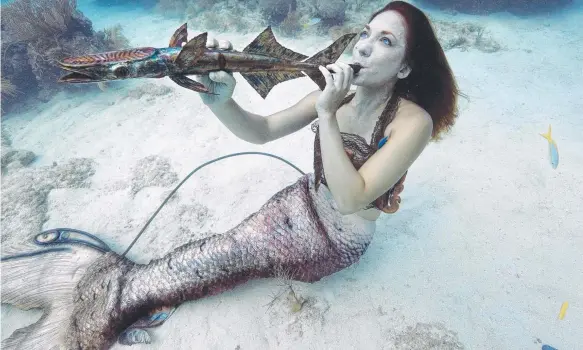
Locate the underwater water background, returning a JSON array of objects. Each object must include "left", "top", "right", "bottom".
[{"left": 1, "top": 0, "right": 582, "bottom": 349}]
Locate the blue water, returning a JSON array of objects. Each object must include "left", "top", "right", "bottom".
[{"left": 1, "top": 0, "right": 582, "bottom": 349}]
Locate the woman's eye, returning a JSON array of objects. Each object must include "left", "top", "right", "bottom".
[
  {"left": 382, "top": 37, "right": 392, "bottom": 46},
  {"left": 359, "top": 31, "right": 368, "bottom": 39}
]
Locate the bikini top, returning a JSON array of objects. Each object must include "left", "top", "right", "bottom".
[{"left": 311, "top": 93, "right": 407, "bottom": 214}]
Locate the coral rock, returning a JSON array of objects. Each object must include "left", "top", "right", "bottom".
[{"left": 422, "top": 0, "right": 573, "bottom": 15}]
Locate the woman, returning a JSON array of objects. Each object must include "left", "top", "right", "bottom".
[
  {"left": 1, "top": 2, "right": 459, "bottom": 349},
  {"left": 197, "top": 0, "right": 458, "bottom": 220}
]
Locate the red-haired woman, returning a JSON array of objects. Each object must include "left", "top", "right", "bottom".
[{"left": 1, "top": 2, "right": 461, "bottom": 349}]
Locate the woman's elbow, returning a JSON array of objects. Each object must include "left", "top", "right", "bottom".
[
  {"left": 338, "top": 207, "right": 357, "bottom": 216},
  {"left": 241, "top": 130, "right": 269, "bottom": 144},
  {"left": 336, "top": 200, "right": 363, "bottom": 215}
]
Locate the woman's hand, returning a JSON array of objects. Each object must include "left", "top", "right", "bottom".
[
  {"left": 315, "top": 62, "right": 355, "bottom": 116},
  {"left": 195, "top": 37, "right": 237, "bottom": 106}
]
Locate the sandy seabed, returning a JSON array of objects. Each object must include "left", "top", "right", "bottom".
[{"left": 1, "top": 1, "right": 582, "bottom": 349}]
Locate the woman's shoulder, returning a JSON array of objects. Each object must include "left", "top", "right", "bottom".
[
  {"left": 383, "top": 98, "right": 432, "bottom": 143},
  {"left": 395, "top": 98, "right": 433, "bottom": 128}
]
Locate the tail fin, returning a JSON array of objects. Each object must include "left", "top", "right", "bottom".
[
  {"left": 303, "top": 33, "right": 358, "bottom": 90},
  {"left": 240, "top": 27, "right": 307, "bottom": 98},
  {"left": 539, "top": 124, "right": 552, "bottom": 142},
  {"left": 1, "top": 240, "right": 105, "bottom": 349}
]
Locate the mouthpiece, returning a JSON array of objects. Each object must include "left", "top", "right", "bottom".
[
  {"left": 349, "top": 63, "right": 362, "bottom": 74},
  {"left": 327, "top": 63, "right": 362, "bottom": 76}
]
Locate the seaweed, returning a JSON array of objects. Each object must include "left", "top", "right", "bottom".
[
  {"left": 266, "top": 265, "right": 307, "bottom": 313},
  {"left": 1, "top": 77, "right": 19, "bottom": 112},
  {"left": 1, "top": 0, "right": 87, "bottom": 43},
  {"left": 0, "top": 0, "right": 131, "bottom": 115}
]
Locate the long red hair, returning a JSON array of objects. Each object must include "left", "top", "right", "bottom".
[{"left": 370, "top": 1, "right": 461, "bottom": 140}]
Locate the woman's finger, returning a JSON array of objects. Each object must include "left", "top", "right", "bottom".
[
  {"left": 319, "top": 66, "right": 334, "bottom": 89},
  {"left": 217, "top": 39, "right": 233, "bottom": 50},
  {"left": 341, "top": 62, "right": 353, "bottom": 91},
  {"left": 327, "top": 64, "right": 344, "bottom": 90},
  {"left": 206, "top": 37, "right": 218, "bottom": 48}
]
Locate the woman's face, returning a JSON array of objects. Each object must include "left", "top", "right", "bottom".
[{"left": 351, "top": 10, "right": 410, "bottom": 88}]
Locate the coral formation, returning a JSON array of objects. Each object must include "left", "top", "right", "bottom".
[
  {"left": 279, "top": 11, "right": 304, "bottom": 36},
  {"left": 1, "top": 129, "right": 30, "bottom": 169},
  {"left": 420, "top": 0, "right": 573, "bottom": 15},
  {"left": 93, "top": 0, "right": 158, "bottom": 8},
  {"left": 125, "top": 82, "right": 174, "bottom": 100},
  {"left": 259, "top": 0, "right": 297, "bottom": 24},
  {"left": 265, "top": 273, "right": 331, "bottom": 343},
  {"left": 129, "top": 155, "right": 179, "bottom": 196},
  {"left": 1, "top": 129, "right": 36, "bottom": 174},
  {"left": 1, "top": 78, "right": 19, "bottom": 104},
  {"left": 393, "top": 322, "right": 465, "bottom": 349},
  {"left": 0, "top": 0, "right": 131, "bottom": 114},
  {"left": 178, "top": 203, "right": 213, "bottom": 237},
  {"left": 266, "top": 265, "right": 309, "bottom": 313},
  {"left": 154, "top": 0, "right": 503, "bottom": 57},
  {"left": 314, "top": 0, "right": 347, "bottom": 26},
  {"left": 1, "top": 148, "right": 96, "bottom": 244},
  {"left": 155, "top": 0, "right": 352, "bottom": 39},
  {"left": 431, "top": 19, "right": 502, "bottom": 53},
  {"left": 0, "top": 141, "right": 186, "bottom": 248}
]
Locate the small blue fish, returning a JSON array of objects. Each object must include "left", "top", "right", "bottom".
[
  {"left": 539, "top": 124, "right": 559, "bottom": 169},
  {"left": 302, "top": 18, "right": 321, "bottom": 29},
  {"left": 542, "top": 345, "right": 558, "bottom": 350}
]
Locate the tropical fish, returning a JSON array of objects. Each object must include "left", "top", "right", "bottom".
[
  {"left": 57, "top": 23, "right": 362, "bottom": 99},
  {"left": 558, "top": 301, "right": 568, "bottom": 320},
  {"left": 539, "top": 124, "right": 559, "bottom": 169},
  {"left": 302, "top": 17, "right": 321, "bottom": 29}
]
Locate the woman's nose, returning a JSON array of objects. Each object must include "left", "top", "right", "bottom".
[{"left": 356, "top": 43, "right": 371, "bottom": 57}]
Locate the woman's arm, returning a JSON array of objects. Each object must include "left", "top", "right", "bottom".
[
  {"left": 318, "top": 104, "right": 433, "bottom": 214},
  {"left": 195, "top": 37, "right": 322, "bottom": 145},
  {"left": 206, "top": 89, "right": 321, "bottom": 145},
  {"left": 317, "top": 113, "right": 366, "bottom": 213},
  {"left": 206, "top": 97, "right": 269, "bottom": 144}
]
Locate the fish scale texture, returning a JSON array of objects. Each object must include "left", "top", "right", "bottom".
[{"left": 65, "top": 173, "right": 375, "bottom": 349}]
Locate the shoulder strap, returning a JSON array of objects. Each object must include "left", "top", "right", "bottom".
[{"left": 369, "top": 94, "right": 400, "bottom": 148}]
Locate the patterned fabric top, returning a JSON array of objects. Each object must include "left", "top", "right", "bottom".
[{"left": 311, "top": 92, "right": 407, "bottom": 214}]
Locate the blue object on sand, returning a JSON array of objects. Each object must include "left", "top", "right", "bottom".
[{"left": 542, "top": 345, "right": 558, "bottom": 350}]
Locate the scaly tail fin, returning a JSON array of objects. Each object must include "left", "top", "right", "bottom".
[
  {"left": 240, "top": 26, "right": 308, "bottom": 98},
  {"left": 1, "top": 230, "right": 108, "bottom": 350},
  {"left": 303, "top": 33, "right": 358, "bottom": 90}
]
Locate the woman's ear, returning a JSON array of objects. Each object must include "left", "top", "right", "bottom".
[{"left": 397, "top": 64, "right": 411, "bottom": 79}]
